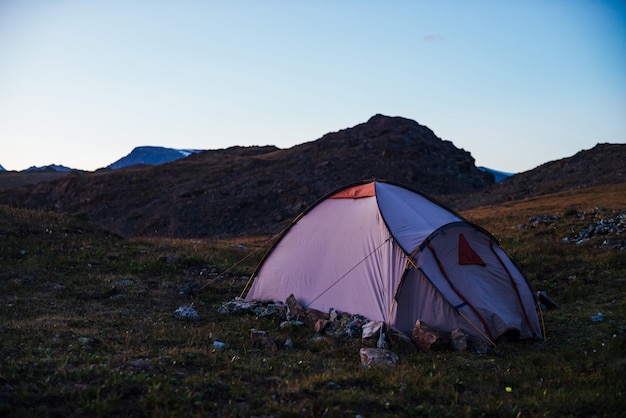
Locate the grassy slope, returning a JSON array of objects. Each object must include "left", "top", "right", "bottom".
[{"left": 1, "top": 184, "right": 625, "bottom": 417}]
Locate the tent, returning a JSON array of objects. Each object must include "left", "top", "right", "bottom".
[{"left": 244, "top": 180, "right": 543, "bottom": 345}]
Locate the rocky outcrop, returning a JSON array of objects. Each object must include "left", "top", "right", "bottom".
[{"left": 441, "top": 143, "right": 626, "bottom": 210}]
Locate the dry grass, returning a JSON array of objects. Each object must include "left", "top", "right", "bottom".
[{"left": 1, "top": 184, "right": 625, "bottom": 417}]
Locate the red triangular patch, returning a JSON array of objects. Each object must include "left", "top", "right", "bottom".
[{"left": 458, "top": 233, "right": 486, "bottom": 266}]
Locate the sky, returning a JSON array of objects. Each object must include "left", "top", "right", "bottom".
[{"left": 1, "top": 1, "right": 625, "bottom": 173}]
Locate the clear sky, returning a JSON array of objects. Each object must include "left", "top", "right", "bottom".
[{"left": 1, "top": 1, "right": 625, "bottom": 172}]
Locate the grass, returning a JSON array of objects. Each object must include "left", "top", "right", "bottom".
[{"left": 1, "top": 183, "right": 625, "bottom": 417}]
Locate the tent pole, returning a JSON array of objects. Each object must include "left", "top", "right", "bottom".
[
  {"left": 458, "top": 311, "right": 497, "bottom": 347},
  {"left": 537, "top": 300, "right": 547, "bottom": 341},
  {"left": 239, "top": 274, "right": 256, "bottom": 299}
]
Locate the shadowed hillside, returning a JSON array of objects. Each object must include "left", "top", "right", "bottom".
[
  {"left": 439, "top": 143, "right": 626, "bottom": 210},
  {"left": 0, "top": 115, "right": 492, "bottom": 237},
  {"left": 1, "top": 116, "right": 623, "bottom": 238}
]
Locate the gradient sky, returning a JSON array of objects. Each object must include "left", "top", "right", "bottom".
[{"left": 1, "top": 1, "right": 625, "bottom": 172}]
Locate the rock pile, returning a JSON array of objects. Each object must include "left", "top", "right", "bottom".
[
  {"left": 561, "top": 208, "right": 626, "bottom": 250},
  {"left": 218, "top": 295, "right": 494, "bottom": 367}
]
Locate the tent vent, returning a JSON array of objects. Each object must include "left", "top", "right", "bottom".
[{"left": 458, "top": 233, "right": 486, "bottom": 266}]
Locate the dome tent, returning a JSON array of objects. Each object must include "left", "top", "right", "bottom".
[{"left": 244, "top": 180, "right": 543, "bottom": 345}]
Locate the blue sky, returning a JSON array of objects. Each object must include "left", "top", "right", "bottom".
[{"left": 1, "top": 1, "right": 625, "bottom": 172}]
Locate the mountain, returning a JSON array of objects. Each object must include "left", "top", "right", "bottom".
[
  {"left": 0, "top": 115, "right": 492, "bottom": 237},
  {"left": 0, "top": 116, "right": 622, "bottom": 239},
  {"left": 107, "top": 146, "right": 203, "bottom": 169},
  {"left": 441, "top": 143, "right": 626, "bottom": 210},
  {"left": 0, "top": 164, "right": 82, "bottom": 189},
  {"left": 0, "top": 164, "right": 4, "bottom": 171},
  {"left": 25, "top": 164, "right": 75, "bottom": 172}
]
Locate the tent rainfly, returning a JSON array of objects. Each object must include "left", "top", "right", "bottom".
[{"left": 243, "top": 180, "right": 543, "bottom": 345}]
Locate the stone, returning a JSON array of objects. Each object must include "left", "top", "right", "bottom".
[
  {"left": 284, "top": 338, "right": 294, "bottom": 349},
  {"left": 387, "top": 328, "right": 416, "bottom": 351},
  {"left": 217, "top": 298, "right": 255, "bottom": 315},
  {"left": 285, "top": 294, "right": 329, "bottom": 330},
  {"left": 411, "top": 320, "right": 447, "bottom": 351},
  {"left": 313, "top": 318, "right": 328, "bottom": 333},
  {"left": 359, "top": 348, "right": 399, "bottom": 368},
  {"left": 285, "top": 294, "right": 302, "bottom": 320},
  {"left": 249, "top": 328, "right": 277, "bottom": 351},
  {"left": 450, "top": 328, "right": 468, "bottom": 351},
  {"left": 469, "top": 338, "right": 491, "bottom": 354},
  {"left": 362, "top": 320, "right": 385, "bottom": 347},
  {"left": 251, "top": 302, "right": 286, "bottom": 318},
  {"left": 326, "top": 312, "right": 369, "bottom": 339},
  {"left": 173, "top": 304, "right": 200, "bottom": 321}
]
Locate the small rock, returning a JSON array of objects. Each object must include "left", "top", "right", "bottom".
[
  {"left": 411, "top": 320, "right": 447, "bottom": 351},
  {"left": 387, "top": 328, "right": 416, "bottom": 350},
  {"left": 362, "top": 320, "right": 385, "bottom": 347},
  {"left": 469, "top": 338, "right": 491, "bottom": 354},
  {"left": 284, "top": 338, "right": 294, "bottom": 349},
  {"left": 173, "top": 305, "right": 200, "bottom": 321},
  {"left": 249, "top": 328, "right": 277, "bottom": 351},
  {"left": 359, "top": 347, "right": 399, "bottom": 368},
  {"left": 327, "top": 381, "right": 340, "bottom": 390},
  {"left": 280, "top": 320, "right": 304, "bottom": 328},
  {"left": 329, "top": 308, "right": 338, "bottom": 322},
  {"left": 450, "top": 328, "right": 468, "bottom": 351},
  {"left": 285, "top": 294, "right": 329, "bottom": 329},
  {"left": 252, "top": 302, "right": 286, "bottom": 318},
  {"left": 591, "top": 312, "right": 605, "bottom": 322},
  {"left": 119, "top": 278, "right": 134, "bottom": 287},
  {"left": 217, "top": 298, "right": 254, "bottom": 314}
]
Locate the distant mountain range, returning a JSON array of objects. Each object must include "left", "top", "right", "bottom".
[
  {"left": 0, "top": 144, "right": 514, "bottom": 183},
  {"left": 0, "top": 114, "right": 623, "bottom": 239},
  {"left": 24, "top": 164, "right": 75, "bottom": 172},
  {"left": 0, "top": 146, "right": 203, "bottom": 173}
]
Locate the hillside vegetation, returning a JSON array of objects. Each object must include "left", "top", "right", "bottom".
[{"left": 1, "top": 183, "right": 625, "bottom": 417}]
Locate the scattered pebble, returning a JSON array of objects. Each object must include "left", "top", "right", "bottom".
[{"left": 561, "top": 208, "right": 626, "bottom": 250}]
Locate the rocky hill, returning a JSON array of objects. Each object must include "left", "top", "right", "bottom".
[
  {"left": 1, "top": 115, "right": 623, "bottom": 238},
  {"left": 0, "top": 115, "right": 493, "bottom": 237},
  {"left": 440, "top": 143, "right": 626, "bottom": 210}
]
